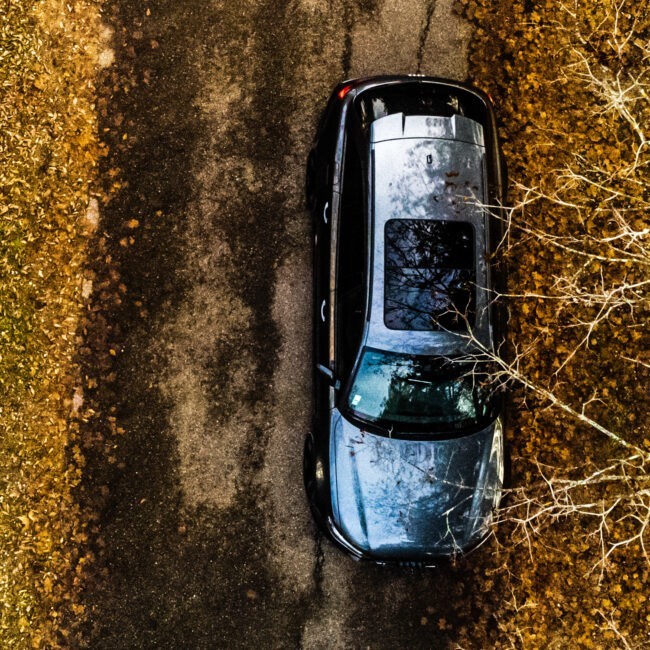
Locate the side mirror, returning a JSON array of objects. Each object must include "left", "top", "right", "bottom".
[{"left": 316, "top": 364, "right": 341, "bottom": 390}]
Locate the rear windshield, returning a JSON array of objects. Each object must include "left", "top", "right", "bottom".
[
  {"left": 356, "top": 82, "right": 487, "bottom": 130},
  {"left": 384, "top": 219, "right": 475, "bottom": 331}
]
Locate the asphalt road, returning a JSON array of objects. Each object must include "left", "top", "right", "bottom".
[{"left": 81, "top": 1, "right": 493, "bottom": 647}]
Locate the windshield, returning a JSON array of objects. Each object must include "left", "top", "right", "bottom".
[{"left": 344, "top": 347, "right": 498, "bottom": 433}]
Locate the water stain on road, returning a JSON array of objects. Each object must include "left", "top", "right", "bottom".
[{"left": 79, "top": 0, "right": 490, "bottom": 647}]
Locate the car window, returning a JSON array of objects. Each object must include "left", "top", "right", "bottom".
[
  {"left": 335, "top": 137, "right": 366, "bottom": 381},
  {"left": 384, "top": 219, "right": 475, "bottom": 331}
]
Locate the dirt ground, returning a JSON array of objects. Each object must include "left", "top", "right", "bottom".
[{"left": 75, "top": 1, "right": 499, "bottom": 648}]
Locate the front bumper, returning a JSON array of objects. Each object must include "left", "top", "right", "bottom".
[{"left": 324, "top": 515, "right": 495, "bottom": 568}]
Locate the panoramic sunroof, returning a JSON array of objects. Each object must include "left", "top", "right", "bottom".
[{"left": 384, "top": 219, "right": 475, "bottom": 331}]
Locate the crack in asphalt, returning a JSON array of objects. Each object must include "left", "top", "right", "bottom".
[
  {"left": 341, "top": 0, "right": 379, "bottom": 78},
  {"left": 342, "top": 3, "right": 355, "bottom": 78},
  {"left": 417, "top": 0, "right": 437, "bottom": 73},
  {"left": 312, "top": 533, "right": 326, "bottom": 598}
]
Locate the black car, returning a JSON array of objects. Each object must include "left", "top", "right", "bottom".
[{"left": 304, "top": 76, "right": 507, "bottom": 565}]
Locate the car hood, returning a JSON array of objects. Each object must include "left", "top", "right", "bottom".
[{"left": 329, "top": 411, "right": 501, "bottom": 558}]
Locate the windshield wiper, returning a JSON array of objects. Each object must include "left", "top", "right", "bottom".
[
  {"left": 405, "top": 377, "right": 433, "bottom": 386},
  {"left": 344, "top": 408, "right": 395, "bottom": 437}
]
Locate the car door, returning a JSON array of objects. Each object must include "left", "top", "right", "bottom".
[
  {"left": 333, "top": 134, "right": 367, "bottom": 391},
  {"left": 487, "top": 151, "right": 508, "bottom": 354},
  {"left": 305, "top": 100, "right": 344, "bottom": 518},
  {"left": 311, "top": 100, "right": 343, "bottom": 436}
]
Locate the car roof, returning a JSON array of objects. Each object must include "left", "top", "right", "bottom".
[{"left": 364, "top": 113, "right": 492, "bottom": 357}]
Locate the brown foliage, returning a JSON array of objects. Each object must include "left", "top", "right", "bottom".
[{"left": 0, "top": 0, "right": 104, "bottom": 646}]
